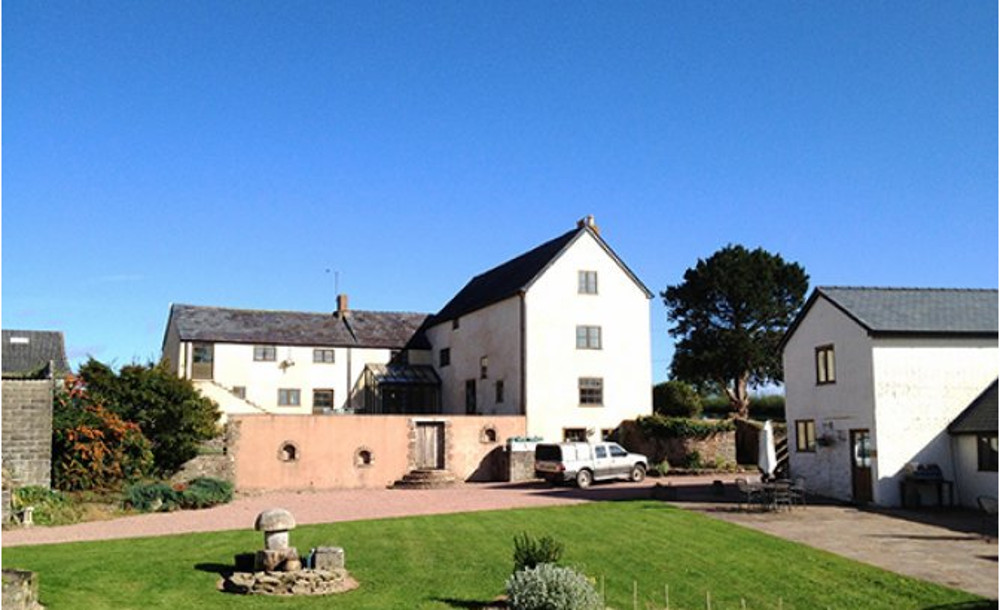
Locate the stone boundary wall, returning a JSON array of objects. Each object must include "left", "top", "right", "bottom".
[
  {"left": 229, "top": 414, "right": 527, "bottom": 491},
  {"left": 618, "top": 420, "right": 736, "bottom": 467},
  {"left": 1, "top": 379, "right": 54, "bottom": 492}
]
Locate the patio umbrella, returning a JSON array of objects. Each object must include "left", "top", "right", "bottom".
[{"left": 758, "top": 420, "right": 777, "bottom": 480}]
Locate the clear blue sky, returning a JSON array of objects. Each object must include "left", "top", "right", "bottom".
[{"left": 3, "top": 2, "right": 997, "bottom": 383}]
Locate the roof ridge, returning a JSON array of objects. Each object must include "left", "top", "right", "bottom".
[
  {"left": 819, "top": 286, "right": 998, "bottom": 293},
  {"left": 172, "top": 303, "right": 431, "bottom": 317}
]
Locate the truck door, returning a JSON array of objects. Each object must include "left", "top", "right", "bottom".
[{"left": 593, "top": 444, "right": 613, "bottom": 479}]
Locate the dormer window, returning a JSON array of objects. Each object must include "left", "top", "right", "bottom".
[{"left": 578, "top": 270, "right": 598, "bottom": 294}]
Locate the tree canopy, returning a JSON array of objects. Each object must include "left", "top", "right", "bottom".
[
  {"left": 661, "top": 244, "right": 808, "bottom": 418},
  {"left": 76, "top": 358, "right": 221, "bottom": 474}
]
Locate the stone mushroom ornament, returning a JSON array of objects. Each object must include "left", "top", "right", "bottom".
[{"left": 254, "top": 508, "right": 300, "bottom": 572}]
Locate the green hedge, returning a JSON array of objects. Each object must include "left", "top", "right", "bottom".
[
  {"left": 636, "top": 414, "right": 735, "bottom": 439},
  {"left": 124, "top": 477, "right": 233, "bottom": 512}
]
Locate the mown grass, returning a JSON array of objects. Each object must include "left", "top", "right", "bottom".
[{"left": 2, "top": 500, "right": 986, "bottom": 609}]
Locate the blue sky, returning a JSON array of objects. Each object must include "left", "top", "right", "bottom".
[{"left": 3, "top": 2, "right": 997, "bottom": 382}]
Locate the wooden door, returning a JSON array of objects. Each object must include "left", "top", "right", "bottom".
[
  {"left": 416, "top": 423, "right": 445, "bottom": 470},
  {"left": 850, "top": 429, "right": 873, "bottom": 504}
]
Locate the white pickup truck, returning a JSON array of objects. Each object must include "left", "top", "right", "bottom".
[{"left": 534, "top": 442, "right": 648, "bottom": 488}]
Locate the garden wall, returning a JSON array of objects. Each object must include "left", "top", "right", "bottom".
[
  {"left": 228, "top": 414, "right": 527, "bottom": 490},
  {"left": 1, "top": 379, "right": 54, "bottom": 491},
  {"left": 617, "top": 420, "right": 736, "bottom": 467}
]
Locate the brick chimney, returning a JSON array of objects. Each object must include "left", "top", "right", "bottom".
[
  {"left": 336, "top": 294, "right": 349, "bottom": 317},
  {"left": 576, "top": 215, "right": 600, "bottom": 235}
]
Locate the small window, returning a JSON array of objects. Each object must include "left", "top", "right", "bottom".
[
  {"left": 495, "top": 379, "right": 505, "bottom": 403},
  {"left": 594, "top": 446, "right": 607, "bottom": 459},
  {"left": 465, "top": 379, "right": 477, "bottom": 415},
  {"left": 254, "top": 345, "right": 277, "bottom": 362},
  {"left": 579, "top": 377, "right": 603, "bottom": 405},
  {"left": 578, "top": 270, "right": 598, "bottom": 294},
  {"left": 601, "top": 428, "right": 615, "bottom": 441},
  {"left": 796, "top": 420, "right": 816, "bottom": 452},
  {"left": 231, "top": 386, "right": 246, "bottom": 399},
  {"left": 815, "top": 345, "right": 836, "bottom": 384},
  {"left": 978, "top": 435, "right": 998, "bottom": 472},
  {"left": 440, "top": 348, "right": 451, "bottom": 367},
  {"left": 480, "top": 356, "right": 489, "bottom": 379},
  {"left": 313, "top": 348, "right": 335, "bottom": 363},
  {"left": 576, "top": 326, "right": 602, "bottom": 349},
  {"left": 452, "top": 318, "right": 460, "bottom": 330},
  {"left": 278, "top": 388, "right": 301, "bottom": 407},
  {"left": 313, "top": 389, "right": 334, "bottom": 412},
  {"left": 563, "top": 428, "right": 587, "bottom": 442}
]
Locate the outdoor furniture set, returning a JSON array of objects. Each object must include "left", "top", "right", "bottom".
[{"left": 736, "top": 477, "right": 806, "bottom": 512}]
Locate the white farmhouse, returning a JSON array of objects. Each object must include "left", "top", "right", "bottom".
[
  {"left": 781, "top": 287, "right": 997, "bottom": 508},
  {"left": 426, "top": 216, "right": 653, "bottom": 442},
  {"left": 162, "top": 217, "right": 654, "bottom": 441}
]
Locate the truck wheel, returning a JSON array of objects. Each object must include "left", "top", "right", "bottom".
[
  {"left": 629, "top": 464, "right": 646, "bottom": 483},
  {"left": 576, "top": 469, "right": 593, "bottom": 489}
]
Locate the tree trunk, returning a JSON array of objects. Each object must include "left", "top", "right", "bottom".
[{"left": 724, "top": 374, "right": 751, "bottom": 419}]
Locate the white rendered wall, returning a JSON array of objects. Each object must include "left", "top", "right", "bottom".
[
  {"left": 951, "top": 435, "right": 998, "bottom": 508},
  {"left": 871, "top": 337, "right": 997, "bottom": 506},
  {"left": 783, "top": 296, "right": 875, "bottom": 503},
  {"left": 426, "top": 296, "right": 523, "bottom": 417},
  {"left": 522, "top": 231, "right": 652, "bottom": 442}
]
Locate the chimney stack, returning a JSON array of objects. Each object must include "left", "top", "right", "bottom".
[
  {"left": 577, "top": 215, "right": 600, "bottom": 235},
  {"left": 336, "top": 294, "right": 349, "bottom": 317}
]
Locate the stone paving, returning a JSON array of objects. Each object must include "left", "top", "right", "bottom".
[{"left": 2, "top": 474, "right": 996, "bottom": 599}]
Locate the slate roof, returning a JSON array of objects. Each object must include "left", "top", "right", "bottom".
[
  {"left": 948, "top": 379, "right": 998, "bottom": 435},
  {"left": 2, "top": 329, "right": 70, "bottom": 378},
  {"left": 784, "top": 287, "right": 998, "bottom": 346},
  {"left": 167, "top": 304, "right": 432, "bottom": 350},
  {"left": 433, "top": 225, "right": 652, "bottom": 324}
]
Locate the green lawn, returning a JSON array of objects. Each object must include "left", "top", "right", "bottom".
[{"left": 2, "top": 501, "right": 987, "bottom": 609}]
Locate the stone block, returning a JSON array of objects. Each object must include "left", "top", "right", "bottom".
[
  {"left": 254, "top": 548, "right": 299, "bottom": 572},
  {"left": 313, "top": 546, "right": 345, "bottom": 570}
]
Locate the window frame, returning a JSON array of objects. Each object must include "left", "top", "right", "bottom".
[
  {"left": 312, "top": 389, "right": 335, "bottom": 412},
  {"left": 977, "top": 434, "right": 998, "bottom": 472},
  {"left": 495, "top": 379, "right": 505, "bottom": 403},
  {"left": 439, "top": 348, "right": 451, "bottom": 367},
  {"left": 578, "top": 377, "right": 604, "bottom": 406},
  {"left": 277, "top": 388, "right": 301, "bottom": 407},
  {"left": 795, "top": 419, "right": 817, "bottom": 453},
  {"left": 578, "top": 270, "right": 598, "bottom": 295},
  {"left": 563, "top": 428, "right": 587, "bottom": 442},
  {"left": 254, "top": 345, "right": 277, "bottom": 362},
  {"left": 575, "top": 325, "right": 602, "bottom": 350},
  {"left": 313, "top": 348, "right": 336, "bottom": 364},
  {"left": 815, "top": 345, "right": 836, "bottom": 385}
]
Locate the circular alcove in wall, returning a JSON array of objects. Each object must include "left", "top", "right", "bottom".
[
  {"left": 480, "top": 425, "right": 498, "bottom": 444},
  {"left": 277, "top": 441, "right": 300, "bottom": 463},
  {"left": 354, "top": 447, "right": 374, "bottom": 468}
]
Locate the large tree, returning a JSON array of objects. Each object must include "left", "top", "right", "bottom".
[
  {"left": 77, "top": 358, "right": 221, "bottom": 474},
  {"left": 662, "top": 245, "right": 808, "bottom": 419}
]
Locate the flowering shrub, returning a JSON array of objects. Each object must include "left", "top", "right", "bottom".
[
  {"left": 505, "top": 563, "right": 602, "bottom": 610},
  {"left": 52, "top": 375, "right": 154, "bottom": 491}
]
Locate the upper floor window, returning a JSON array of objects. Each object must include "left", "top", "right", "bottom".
[
  {"left": 278, "top": 388, "right": 301, "bottom": 407},
  {"left": 815, "top": 345, "right": 835, "bottom": 384},
  {"left": 439, "top": 348, "right": 451, "bottom": 367},
  {"left": 978, "top": 435, "right": 998, "bottom": 472},
  {"left": 480, "top": 356, "right": 489, "bottom": 379},
  {"left": 191, "top": 342, "right": 214, "bottom": 380},
  {"left": 452, "top": 318, "right": 460, "bottom": 330},
  {"left": 579, "top": 377, "right": 603, "bottom": 405},
  {"left": 254, "top": 345, "right": 277, "bottom": 362},
  {"left": 313, "top": 348, "right": 336, "bottom": 364},
  {"left": 576, "top": 325, "right": 602, "bottom": 349},
  {"left": 495, "top": 379, "right": 505, "bottom": 403},
  {"left": 578, "top": 270, "right": 598, "bottom": 294},
  {"left": 795, "top": 420, "right": 816, "bottom": 452}
]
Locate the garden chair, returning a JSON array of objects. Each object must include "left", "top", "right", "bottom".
[
  {"left": 789, "top": 477, "right": 807, "bottom": 507},
  {"left": 735, "top": 477, "right": 763, "bottom": 511},
  {"left": 771, "top": 480, "right": 794, "bottom": 511}
]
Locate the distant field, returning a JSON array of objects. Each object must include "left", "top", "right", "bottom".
[{"left": 2, "top": 501, "right": 986, "bottom": 609}]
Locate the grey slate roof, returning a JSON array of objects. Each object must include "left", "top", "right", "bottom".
[
  {"left": 2, "top": 329, "right": 70, "bottom": 377},
  {"left": 948, "top": 380, "right": 998, "bottom": 435},
  {"left": 433, "top": 225, "right": 652, "bottom": 324},
  {"left": 816, "top": 287, "right": 998, "bottom": 335},
  {"left": 168, "top": 304, "right": 432, "bottom": 350}
]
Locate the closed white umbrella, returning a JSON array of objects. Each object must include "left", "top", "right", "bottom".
[{"left": 758, "top": 420, "right": 777, "bottom": 480}]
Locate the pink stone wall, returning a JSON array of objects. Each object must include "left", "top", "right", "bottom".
[{"left": 229, "top": 415, "right": 527, "bottom": 490}]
